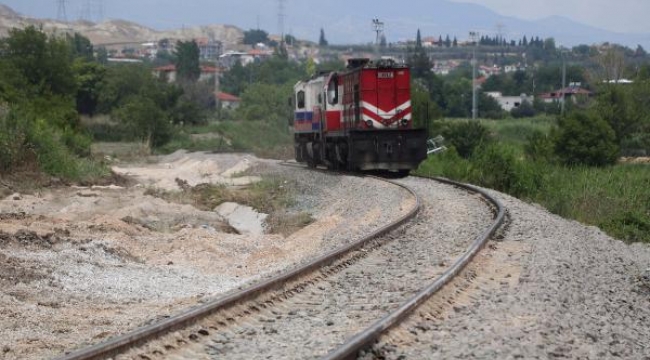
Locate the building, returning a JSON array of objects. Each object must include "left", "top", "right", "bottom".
[
  {"left": 479, "top": 65, "right": 501, "bottom": 77},
  {"left": 538, "top": 84, "right": 593, "bottom": 103},
  {"left": 153, "top": 65, "right": 221, "bottom": 83},
  {"left": 196, "top": 38, "right": 223, "bottom": 60},
  {"left": 216, "top": 91, "right": 241, "bottom": 109},
  {"left": 219, "top": 48, "right": 274, "bottom": 69},
  {"left": 486, "top": 92, "right": 534, "bottom": 112}
]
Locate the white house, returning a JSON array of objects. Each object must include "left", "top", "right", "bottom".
[{"left": 486, "top": 92, "right": 534, "bottom": 112}]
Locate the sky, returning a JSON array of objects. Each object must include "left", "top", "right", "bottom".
[
  {"left": 449, "top": 0, "right": 650, "bottom": 34},
  {"left": 2, "top": 0, "right": 650, "bottom": 39}
]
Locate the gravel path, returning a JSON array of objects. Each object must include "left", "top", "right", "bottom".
[{"left": 367, "top": 187, "right": 650, "bottom": 359}]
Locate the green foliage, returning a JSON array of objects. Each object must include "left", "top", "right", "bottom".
[
  {"left": 555, "top": 112, "right": 619, "bottom": 166},
  {"left": 408, "top": 29, "right": 433, "bottom": 79},
  {"left": 74, "top": 59, "right": 106, "bottom": 115},
  {"left": 236, "top": 83, "right": 293, "bottom": 125},
  {"left": 411, "top": 82, "right": 442, "bottom": 131},
  {"left": 243, "top": 29, "right": 269, "bottom": 45},
  {"left": 1, "top": 26, "right": 77, "bottom": 97},
  {"left": 67, "top": 33, "right": 94, "bottom": 61},
  {"left": 113, "top": 96, "right": 172, "bottom": 148},
  {"left": 0, "top": 108, "right": 105, "bottom": 180},
  {"left": 525, "top": 130, "right": 556, "bottom": 163},
  {"left": 438, "top": 120, "right": 491, "bottom": 158},
  {"left": 417, "top": 117, "right": 650, "bottom": 243},
  {"left": 472, "top": 143, "right": 541, "bottom": 197},
  {"left": 174, "top": 40, "right": 200, "bottom": 82},
  {"left": 97, "top": 63, "right": 203, "bottom": 146},
  {"left": 160, "top": 120, "right": 292, "bottom": 159},
  {"left": 319, "top": 28, "right": 328, "bottom": 47},
  {"left": 510, "top": 100, "right": 537, "bottom": 118},
  {"left": 220, "top": 57, "right": 306, "bottom": 97}
]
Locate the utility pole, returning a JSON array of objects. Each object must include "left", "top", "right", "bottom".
[
  {"left": 278, "top": 0, "right": 286, "bottom": 43},
  {"left": 561, "top": 49, "right": 566, "bottom": 115},
  {"left": 80, "top": 0, "right": 103, "bottom": 22},
  {"left": 56, "top": 0, "right": 67, "bottom": 22},
  {"left": 470, "top": 31, "right": 479, "bottom": 120},
  {"left": 372, "top": 18, "right": 384, "bottom": 57}
]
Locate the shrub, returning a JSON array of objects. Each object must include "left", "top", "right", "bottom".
[
  {"left": 554, "top": 112, "right": 619, "bottom": 167},
  {"left": 439, "top": 120, "right": 491, "bottom": 158},
  {"left": 472, "top": 143, "right": 541, "bottom": 197},
  {"left": 511, "top": 100, "right": 537, "bottom": 118},
  {"left": 525, "top": 130, "right": 557, "bottom": 163}
]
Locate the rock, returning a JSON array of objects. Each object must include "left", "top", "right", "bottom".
[{"left": 214, "top": 202, "right": 268, "bottom": 235}]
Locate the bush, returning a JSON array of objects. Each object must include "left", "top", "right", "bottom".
[
  {"left": 525, "top": 130, "right": 556, "bottom": 163},
  {"left": 113, "top": 96, "right": 172, "bottom": 148},
  {"left": 439, "top": 120, "right": 491, "bottom": 158},
  {"left": 472, "top": 143, "right": 541, "bottom": 197},
  {"left": 511, "top": 100, "right": 537, "bottom": 118},
  {"left": 0, "top": 108, "right": 107, "bottom": 180},
  {"left": 554, "top": 111, "right": 620, "bottom": 167}
]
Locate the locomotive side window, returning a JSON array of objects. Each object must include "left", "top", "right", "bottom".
[
  {"left": 297, "top": 90, "right": 305, "bottom": 109},
  {"left": 327, "top": 77, "right": 338, "bottom": 105}
]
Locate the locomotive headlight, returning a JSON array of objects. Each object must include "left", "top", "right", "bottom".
[
  {"left": 401, "top": 118, "right": 409, "bottom": 126},
  {"left": 366, "top": 120, "right": 374, "bottom": 128}
]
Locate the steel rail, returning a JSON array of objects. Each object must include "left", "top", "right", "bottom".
[
  {"left": 54, "top": 174, "right": 420, "bottom": 360},
  {"left": 322, "top": 176, "right": 506, "bottom": 360}
]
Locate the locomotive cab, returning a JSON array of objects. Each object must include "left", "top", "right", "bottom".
[{"left": 291, "top": 59, "right": 428, "bottom": 173}]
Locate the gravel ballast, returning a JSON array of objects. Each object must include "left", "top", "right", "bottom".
[
  {"left": 369, "top": 186, "right": 650, "bottom": 359},
  {"left": 1, "top": 152, "right": 648, "bottom": 359}
]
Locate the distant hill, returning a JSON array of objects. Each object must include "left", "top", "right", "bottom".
[
  {"left": 0, "top": 1, "right": 647, "bottom": 50},
  {"left": 283, "top": 0, "right": 650, "bottom": 49},
  {"left": 0, "top": 4, "right": 244, "bottom": 47}
]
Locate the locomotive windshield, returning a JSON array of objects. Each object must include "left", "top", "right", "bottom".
[{"left": 327, "top": 77, "right": 338, "bottom": 105}]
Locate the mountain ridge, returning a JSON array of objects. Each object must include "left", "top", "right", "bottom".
[
  {"left": 0, "top": 4, "right": 244, "bottom": 47},
  {"left": 0, "top": 2, "right": 647, "bottom": 49}
]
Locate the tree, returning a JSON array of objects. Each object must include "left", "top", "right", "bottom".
[
  {"left": 408, "top": 29, "right": 432, "bottom": 79},
  {"left": 174, "top": 40, "right": 200, "bottom": 82},
  {"left": 236, "top": 83, "right": 293, "bottom": 125},
  {"left": 67, "top": 33, "right": 94, "bottom": 61},
  {"left": 319, "top": 28, "right": 328, "bottom": 47},
  {"left": 555, "top": 111, "right": 619, "bottom": 166},
  {"left": 1, "top": 26, "right": 77, "bottom": 98},
  {"left": 74, "top": 60, "right": 106, "bottom": 115},
  {"left": 243, "top": 29, "right": 269, "bottom": 45},
  {"left": 113, "top": 96, "right": 171, "bottom": 147},
  {"left": 380, "top": 34, "right": 387, "bottom": 48}
]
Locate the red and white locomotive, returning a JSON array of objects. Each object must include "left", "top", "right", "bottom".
[{"left": 291, "top": 58, "right": 428, "bottom": 174}]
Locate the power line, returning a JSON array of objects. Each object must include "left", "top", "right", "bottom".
[
  {"left": 56, "top": 0, "right": 67, "bottom": 22},
  {"left": 80, "top": 0, "right": 104, "bottom": 22},
  {"left": 277, "top": 0, "right": 286, "bottom": 39}
]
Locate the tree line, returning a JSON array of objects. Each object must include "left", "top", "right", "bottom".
[{"left": 0, "top": 26, "right": 215, "bottom": 179}]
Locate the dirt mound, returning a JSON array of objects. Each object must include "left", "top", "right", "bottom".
[
  {"left": 0, "top": 253, "right": 53, "bottom": 287},
  {"left": 0, "top": 230, "right": 61, "bottom": 249}
]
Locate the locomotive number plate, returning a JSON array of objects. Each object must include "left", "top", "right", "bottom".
[{"left": 378, "top": 72, "right": 394, "bottom": 79}]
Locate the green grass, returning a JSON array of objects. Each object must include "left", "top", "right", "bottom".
[
  {"left": 479, "top": 115, "right": 555, "bottom": 146},
  {"left": 159, "top": 120, "right": 293, "bottom": 159},
  {"left": 418, "top": 117, "right": 650, "bottom": 243}
]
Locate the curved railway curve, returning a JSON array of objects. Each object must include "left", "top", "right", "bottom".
[{"left": 54, "top": 170, "right": 505, "bottom": 360}]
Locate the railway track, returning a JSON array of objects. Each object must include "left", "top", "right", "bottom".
[{"left": 55, "top": 170, "right": 505, "bottom": 360}]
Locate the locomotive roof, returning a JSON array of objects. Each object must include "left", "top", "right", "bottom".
[
  {"left": 346, "top": 58, "right": 407, "bottom": 70},
  {"left": 297, "top": 58, "right": 408, "bottom": 85}
]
